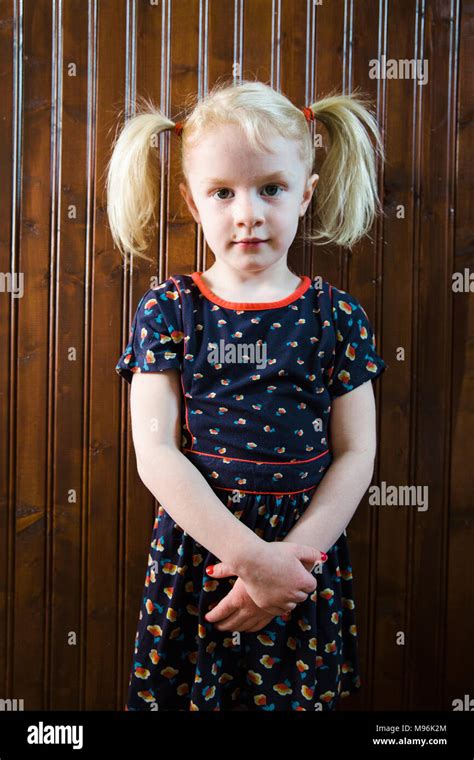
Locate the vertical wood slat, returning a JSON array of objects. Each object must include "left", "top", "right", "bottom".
[
  {"left": 0, "top": 0, "right": 470, "bottom": 710},
  {"left": 48, "top": 0, "right": 91, "bottom": 710},
  {"left": 367, "top": 0, "right": 417, "bottom": 710},
  {"left": 315, "top": 0, "right": 374, "bottom": 711},
  {"left": 0, "top": 0, "right": 15, "bottom": 706},
  {"left": 92, "top": 0, "right": 129, "bottom": 711},
  {"left": 342, "top": 0, "right": 386, "bottom": 712},
  {"left": 446, "top": 0, "right": 473, "bottom": 709},
  {"left": 410, "top": 0, "right": 459, "bottom": 709},
  {"left": 14, "top": 0, "right": 53, "bottom": 709}
]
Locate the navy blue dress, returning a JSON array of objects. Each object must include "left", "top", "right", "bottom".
[{"left": 115, "top": 271, "right": 387, "bottom": 711}]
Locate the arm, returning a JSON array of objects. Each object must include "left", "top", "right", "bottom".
[
  {"left": 282, "top": 379, "right": 377, "bottom": 554},
  {"left": 129, "top": 371, "right": 262, "bottom": 570}
]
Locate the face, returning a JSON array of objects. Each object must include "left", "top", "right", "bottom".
[{"left": 179, "top": 123, "right": 319, "bottom": 275}]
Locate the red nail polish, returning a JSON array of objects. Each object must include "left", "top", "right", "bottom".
[
  {"left": 206, "top": 565, "right": 214, "bottom": 575},
  {"left": 321, "top": 552, "right": 327, "bottom": 562}
]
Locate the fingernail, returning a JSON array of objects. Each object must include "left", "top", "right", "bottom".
[
  {"left": 206, "top": 565, "right": 214, "bottom": 575},
  {"left": 321, "top": 552, "right": 327, "bottom": 562}
]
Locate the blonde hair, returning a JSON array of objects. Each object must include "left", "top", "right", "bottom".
[{"left": 105, "top": 79, "right": 384, "bottom": 265}]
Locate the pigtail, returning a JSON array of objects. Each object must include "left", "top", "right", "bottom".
[
  {"left": 307, "top": 91, "right": 385, "bottom": 249},
  {"left": 105, "top": 100, "right": 177, "bottom": 264}
]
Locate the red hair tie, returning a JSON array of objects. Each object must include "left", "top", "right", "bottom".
[
  {"left": 302, "top": 106, "right": 316, "bottom": 123},
  {"left": 174, "top": 121, "right": 184, "bottom": 136}
]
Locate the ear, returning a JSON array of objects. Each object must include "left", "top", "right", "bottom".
[
  {"left": 179, "top": 181, "right": 201, "bottom": 225},
  {"left": 299, "top": 173, "right": 319, "bottom": 217}
]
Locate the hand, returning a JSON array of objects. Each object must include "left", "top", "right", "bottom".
[
  {"left": 207, "top": 541, "right": 327, "bottom": 617},
  {"left": 204, "top": 576, "right": 283, "bottom": 633}
]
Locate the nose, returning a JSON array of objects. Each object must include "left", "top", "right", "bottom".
[{"left": 232, "top": 191, "right": 265, "bottom": 228}]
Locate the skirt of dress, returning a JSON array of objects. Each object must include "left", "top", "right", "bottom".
[{"left": 123, "top": 485, "right": 362, "bottom": 712}]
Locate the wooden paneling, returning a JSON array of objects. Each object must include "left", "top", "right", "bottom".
[{"left": 0, "top": 0, "right": 471, "bottom": 711}]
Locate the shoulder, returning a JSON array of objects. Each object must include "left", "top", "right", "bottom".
[
  {"left": 141, "top": 274, "right": 193, "bottom": 312},
  {"left": 130, "top": 277, "right": 185, "bottom": 327},
  {"left": 326, "top": 282, "right": 370, "bottom": 321},
  {"left": 304, "top": 274, "right": 332, "bottom": 305},
  {"left": 148, "top": 274, "right": 180, "bottom": 296},
  {"left": 147, "top": 273, "right": 196, "bottom": 302}
]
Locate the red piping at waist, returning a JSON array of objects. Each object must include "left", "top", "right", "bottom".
[
  {"left": 182, "top": 447, "right": 330, "bottom": 465},
  {"left": 212, "top": 483, "right": 320, "bottom": 496}
]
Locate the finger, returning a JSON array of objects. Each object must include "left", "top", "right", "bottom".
[
  {"left": 246, "top": 616, "right": 275, "bottom": 633},
  {"left": 205, "top": 562, "right": 236, "bottom": 579},
  {"left": 287, "top": 586, "right": 314, "bottom": 602},
  {"left": 261, "top": 602, "right": 297, "bottom": 616},
  {"left": 260, "top": 605, "right": 288, "bottom": 616},
  {"left": 220, "top": 612, "right": 269, "bottom": 632},
  {"left": 299, "top": 577, "right": 318, "bottom": 595},
  {"left": 297, "top": 570, "right": 319, "bottom": 594},
  {"left": 302, "top": 556, "right": 324, "bottom": 571},
  {"left": 296, "top": 583, "right": 317, "bottom": 598},
  {"left": 205, "top": 595, "right": 238, "bottom": 622},
  {"left": 292, "top": 584, "right": 314, "bottom": 612},
  {"left": 296, "top": 545, "right": 327, "bottom": 567},
  {"left": 214, "top": 612, "right": 251, "bottom": 631},
  {"left": 244, "top": 592, "right": 295, "bottom": 618}
]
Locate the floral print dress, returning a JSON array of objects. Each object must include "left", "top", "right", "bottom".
[{"left": 115, "top": 271, "right": 387, "bottom": 711}]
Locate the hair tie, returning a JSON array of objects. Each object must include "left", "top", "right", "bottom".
[
  {"left": 174, "top": 121, "right": 184, "bottom": 136},
  {"left": 302, "top": 106, "right": 316, "bottom": 123}
]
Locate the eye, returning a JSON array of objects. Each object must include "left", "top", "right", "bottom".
[
  {"left": 211, "top": 184, "right": 285, "bottom": 201},
  {"left": 262, "top": 184, "right": 284, "bottom": 197},
  {"left": 213, "top": 188, "right": 232, "bottom": 200}
]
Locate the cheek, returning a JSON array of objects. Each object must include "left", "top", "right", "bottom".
[
  {"left": 272, "top": 200, "right": 297, "bottom": 224},
  {"left": 276, "top": 209, "right": 299, "bottom": 237},
  {"left": 199, "top": 213, "right": 220, "bottom": 234},
  {"left": 202, "top": 208, "right": 226, "bottom": 227}
]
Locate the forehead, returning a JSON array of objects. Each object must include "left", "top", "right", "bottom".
[{"left": 186, "top": 124, "right": 302, "bottom": 183}]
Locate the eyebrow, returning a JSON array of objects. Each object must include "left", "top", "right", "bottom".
[{"left": 201, "top": 171, "right": 293, "bottom": 186}]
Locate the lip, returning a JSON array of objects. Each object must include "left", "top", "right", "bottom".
[{"left": 234, "top": 239, "right": 268, "bottom": 247}]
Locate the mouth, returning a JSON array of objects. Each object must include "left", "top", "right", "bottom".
[{"left": 233, "top": 240, "right": 268, "bottom": 248}]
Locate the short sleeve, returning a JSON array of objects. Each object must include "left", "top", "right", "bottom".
[
  {"left": 115, "top": 277, "right": 184, "bottom": 385},
  {"left": 326, "top": 285, "right": 387, "bottom": 398}
]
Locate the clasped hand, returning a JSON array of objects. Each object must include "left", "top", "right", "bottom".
[{"left": 204, "top": 541, "right": 327, "bottom": 633}]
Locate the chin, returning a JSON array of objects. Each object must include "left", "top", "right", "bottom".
[{"left": 233, "top": 259, "right": 271, "bottom": 271}]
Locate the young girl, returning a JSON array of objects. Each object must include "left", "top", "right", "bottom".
[{"left": 108, "top": 80, "right": 387, "bottom": 711}]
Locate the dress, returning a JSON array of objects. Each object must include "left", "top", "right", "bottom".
[{"left": 115, "top": 271, "right": 387, "bottom": 711}]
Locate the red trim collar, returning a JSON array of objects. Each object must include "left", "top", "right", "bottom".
[{"left": 190, "top": 271, "right": 312, "bottom": 310}]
